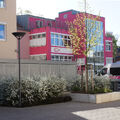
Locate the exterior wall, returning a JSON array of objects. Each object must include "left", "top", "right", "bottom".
[
  {"left": 18, "top": 30, "right": 30, "bottom": 59},
  {"left": 0, "top": 0, "right": 17, "bottom": 59},
  {"left": 56, "top": 10, "right": 77, "bottom": 22}
]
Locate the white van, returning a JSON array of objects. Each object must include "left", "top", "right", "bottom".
[{"left": 98, "top": 61, "right": 120, "bottom": 80}]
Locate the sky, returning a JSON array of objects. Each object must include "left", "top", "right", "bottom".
[{"left": 17, "top": 0, "right": 120, "bottom": 44}]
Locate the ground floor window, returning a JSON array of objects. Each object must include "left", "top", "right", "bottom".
[
  {"left": 30, "top": 54, "right": 46, "bottom": 60},
  {"left": 51, "top": 55, "right": 72, "bottom": 61}
]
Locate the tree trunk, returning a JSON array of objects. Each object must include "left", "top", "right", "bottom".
[
  {"left": 91, "top": 64, "right": 94, "bottom": 91},
  {"left": 85, "top": 57, "right": 88, "bottom": 93},
  {"left": 81, "top": 66, "right": 84, "bottom": 90}
]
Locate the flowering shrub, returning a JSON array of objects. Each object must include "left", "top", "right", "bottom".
[
  {"left": 93, "top": 75, "right": 112, "bottom": 93},
  {"left": 70, "top": 75, "right": 86, "bottom": 92},
  {"left": 0, "top": 75, "right": 67, "bottom": 107},
  {"left": 70, "top": 75, "right": 112, "bottom": 93}
]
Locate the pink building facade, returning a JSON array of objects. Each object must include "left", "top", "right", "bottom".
[{"left": 17, "top": 10, "right": 113, "bottom": 73}]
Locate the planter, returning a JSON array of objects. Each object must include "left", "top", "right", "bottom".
[{"left": 70, "top": 92, "right": 120, "bottom": 103}]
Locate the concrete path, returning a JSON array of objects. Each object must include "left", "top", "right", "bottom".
[{"left": 0, "top": 101, "right": 120, "bottom": 120}]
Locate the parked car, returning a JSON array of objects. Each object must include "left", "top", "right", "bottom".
[
  {"left": 98, "top": 61, "right": 120, "bottom": 80},
  {"left": 98, "top": 61, "right": 120, "bottom": 91}
]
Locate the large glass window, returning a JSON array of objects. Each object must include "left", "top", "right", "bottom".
[
  {"left": 0, "top": 24, "right": 5, "bottom": 40},
  {"left": 55, "top": 37, "right": 59, "bottom": 46},
  {"left": 87, "top": 20, "right": 104, "bottom": 73},
  {"left": 51, "top": 38, "right": 54, "bottom": 46},
  {"left": 51, "top": 33, "right": 71, "bottom": 47},
  {"left": 0, "top": 0, "right": 5, "bottom": 8}
]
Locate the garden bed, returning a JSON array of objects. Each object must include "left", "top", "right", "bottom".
[{"left": 70, "top": 92, "right": 120, "bottom": 103}]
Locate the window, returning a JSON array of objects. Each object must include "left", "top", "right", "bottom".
[
  {"left": 51, "top": 37, "right": 54, "bottom": 46},
  {"left": 36, "top": 21, "right": 43, "bottom": 28},
  {"left": 38, "top": 34, "right": 41, "bottom": 38},
  {"left": 64, "top": 14, "right": 68, "bottom": 19},
  {"left": 42, "top": 33, "right": 46, "bottom": 37},
  {"left": 32, "top": 35, "right": 36, "bottom": 39},
  {"left": 0, "top": 24, "right": 5, "bottom": 41},
  {"left": 48, "top": 23, "right": 52, "bottom": 27},
  {"left": 0, "top": 0, "right": 5, "bottom": 8},
  {"left": 51, "top": 55, "right": 72, "bottom": 61},
  {"left": 51, "top": 33, "right": 71, "bottom": 47},
  {"left": 106, "top": 57, "right": 113, "bottom": 65},
  {"left": 31, "top": 54, "right": 46, "bottom": 60},
  {"left": 106, "top": 41, "right": 111, "bottom": 51},
  {"left": 30, "top": 33, "right": 46, "bottom": 47}
]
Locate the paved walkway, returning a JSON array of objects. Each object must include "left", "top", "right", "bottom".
[{"left": 0, "top": 101, "right": 120, "bottom": 120}]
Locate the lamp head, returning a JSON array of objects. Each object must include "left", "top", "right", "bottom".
[{"left": 12, "top": 32, "right": 26, "bottom": 40}]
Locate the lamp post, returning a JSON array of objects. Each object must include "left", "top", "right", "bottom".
[{"left": 12, "top": 32, "right": 26, "bottom": 107}]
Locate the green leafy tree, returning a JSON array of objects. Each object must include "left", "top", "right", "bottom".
[
  {"left": 67, "top": 12, "right": 102, "bottom": 93},
  {"left": 65, "top": 0, "right": 103, "bottom": 93}
]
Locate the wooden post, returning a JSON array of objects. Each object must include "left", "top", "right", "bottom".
[{"left": 91, "top": 64, "right": 94, "bottom": 91}]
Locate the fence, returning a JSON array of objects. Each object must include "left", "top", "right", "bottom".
[{"left": 0, "top": 59, "right": 77, "bottom": 81}]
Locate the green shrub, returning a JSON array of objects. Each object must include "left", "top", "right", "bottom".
[
  {"left": 94, "top": 75, "right": 112, "bottom": 93},
  {"left": 71, "top": 80, "right": 81, "bottom": 92},
  {"left": 70, "top": 75, "right": 112, "bottom": 94},
  {"left": 0, "top": 75, "right": 68, "bottom": 107}
]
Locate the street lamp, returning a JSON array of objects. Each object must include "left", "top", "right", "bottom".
[{"left": 12, "top": 32, "right": 26, "bottom": 107}]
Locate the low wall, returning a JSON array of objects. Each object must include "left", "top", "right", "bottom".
[
  {"left": 70, "top": 92, "right": 120, "bottom": 103},
  {"left": 0, "top": 59, "right": 77, "bottom": 81}
]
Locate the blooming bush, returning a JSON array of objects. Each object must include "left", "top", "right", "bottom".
[
  {"left": 70, "top": 75, "right": 112, "bottom": 94},
  {"left": 70, "top": 74, "right": 86, "bottom": 92},
  {"left": 93, "top": 75, "right": 112, "bottom": 93},
  {"left": 0, "top": 75, "right": 67, "bottom": 107}
]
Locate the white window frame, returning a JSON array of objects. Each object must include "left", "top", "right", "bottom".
[{"left": 0, "top": 22, "right": 6, "bottom": 41}]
